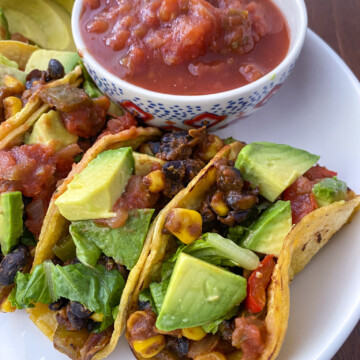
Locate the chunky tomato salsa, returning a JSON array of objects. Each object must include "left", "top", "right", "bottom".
[{"left": 80, "top": 0, "right": 289, "bottom": 95}]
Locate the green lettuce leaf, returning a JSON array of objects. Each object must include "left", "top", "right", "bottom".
[
  {"left": 70, "top": 209, "right": 154, "bottom": 270},
  {"left": 11, "top": 262, "right": 125, "bottom": 319},
  {"left": 149, "top": 279, "right": 170, "bottom": 314}
]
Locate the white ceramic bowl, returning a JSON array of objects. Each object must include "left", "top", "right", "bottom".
[{"left": 72, "top": 0, "right": 307, "bottom": 130}]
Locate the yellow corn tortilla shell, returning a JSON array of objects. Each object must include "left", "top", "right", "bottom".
[
  {"left": 128, "top": 142, "right": 360, "bottom": 360},
  {"left": 28, "top": 126, "right": 162, "bottom": 360},
  {"left": 0, "top": 40, "right": 38, "bottom": 70},
  {"left": 0, "top": 65, "right": 83, "bottom": 149},
  {"left": 289, "top": 194, "right": 360, "bottom": 280}
]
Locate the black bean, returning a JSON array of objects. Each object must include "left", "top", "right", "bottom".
[
  {"left": 148, "top": 142, "right": 161, "bottom": 155},
  {"left": 233, "top": 206, "right": 258, "bottom": 226},
  {"left": 162, "top": 161, "right": 186, "bottom": 180},
  {"left": 49, "top": 297, "right": 69, "bottom": 312},
  {"left": 46, "top": 59, "right": 65, "bottom": 81},
  {"left": 0, "top": 245, "right": 30, "bottom": 286},
  {"left": 86, "top": 319, "right": 97, "bottom": 332},
  {"left": 138, "top": 300, "right": 151, "bottom": 311},
  {"left": 70, "top": 301, "right": 93, "bottom": 318},
  {"left": 25, "top": 69, "right": 43, "bottom": 89},
  {"left": 177, "top": 337, "right": 189, "bottom": 356},
  {"left": 67, "top": 307, "right": 87, "bottom": 330}
]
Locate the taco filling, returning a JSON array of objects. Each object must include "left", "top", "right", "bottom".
[{"left": 126, "top": 141, "right": 357, "bottom": 360}]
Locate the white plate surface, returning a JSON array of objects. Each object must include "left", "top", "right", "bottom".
[{"left": 0, "top": 29, "right": 359, "bottom": 360}]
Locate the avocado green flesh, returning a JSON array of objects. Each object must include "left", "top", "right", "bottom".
[
  {"left": 55, "top": 148, "right": 134, "bottom": 221},
  {"left": 2, "top": 0, "right": 75, "bottom": 51},
  {"left": 156, "top": 253, "right": 247, "bottom": 331},
  {"left": 0, "top": 191, "right": 23, "bottom": 256},
  {"left": 312, "top": 177, "right": 347, "bottom": 207},
  {"left": 240, "top": 200, "right": 292, "bottom": 256},
  {"left": 235, "top": 142, "right": 320, "bottom": 202},
  {"left": 26, "top": 110, "right": 78, "bottom": 151},
  {"left": 25, "top": 50, "right": 80, "bottom": 74}
]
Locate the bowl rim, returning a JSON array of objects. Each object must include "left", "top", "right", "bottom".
[{"left": 72, "top": 0, "right": 308, "bottom": 103}]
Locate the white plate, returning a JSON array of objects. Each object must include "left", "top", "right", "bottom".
[{"left": 0, "top": 29, "right": 359, "bottom": 360}]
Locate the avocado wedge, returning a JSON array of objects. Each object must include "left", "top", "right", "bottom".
[{"left": 0, "top": 0, "right": 75, "bottom": 51}]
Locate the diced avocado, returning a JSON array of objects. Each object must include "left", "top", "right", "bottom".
[
  {"left": 0, "top": 65, "right": 26, "bottom": 85},
  {"left": 0, "top": 7, "right": 10, "bottom": 40},
  {"left": 239, "top": 200, "right": 292, "bottom": 256},
  {"left": 52, "top": 234, "right": 76, "bottom": 262},
  {"left": 235, "top": 142, "right": 320, "bottom": 202},
  {"left": 3, "top": 0, "right": 75, "bottom": 51},
  {"left": 156, "top": 253, "right": 247, "bottom": 331},
  {"left": 0, "top": 192, "right": 23, "bottom": 256},
  {"left": 55, "top": 148, "right": 134, "bottom": 221},
  {"left": 312, "top": 178, "right": 347, "bottom": 207},
  {"left": 25, "top": 50, "right": 80, "bottom": 74},
  {"left": 26, "top": 110, "right": 78, "bottom": 151}
]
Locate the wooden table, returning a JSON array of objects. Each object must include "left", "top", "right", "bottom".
[{"left": 305, "top": 0, "right": 360, "bottom": 359}]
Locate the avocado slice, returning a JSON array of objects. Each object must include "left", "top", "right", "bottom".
[
  {"left": 53, "top": 0, "right": 74, "bottom": 13},
  {"left": 2, "top": 0, "right": 75, "bottom": 50},
  {"left": 156, "top": 253, "right": 247, "bottom": 331},
  {"left": 25, "top": 50, "right": 80, "bottom": 74},
  {"left": 0, "top": 191, "right": 24, "bottom": 256},
  {"left": 55, "top": 148, "right": 134, "bottom": 221},
  {"left": 235, "top": 142, "right": 320, "bottom": 202},
  {"left": 239, "top": 200, "right": 292, "bottom": 256},
  {"left": 26, "top": 110, "right": 78, "bottom": 151},
  {"left": 312, "top": 177, "right": 347, "bottom": 207}
]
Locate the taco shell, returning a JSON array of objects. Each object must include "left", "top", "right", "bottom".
[
  {"left": 28, "top": 126, "right": 162, "bottom": 360},
  {"left": 128, "top": 142, "right": 359, "bottom": 360}
]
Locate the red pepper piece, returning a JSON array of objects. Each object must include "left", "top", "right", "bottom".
[{"left": 245, "top": 255, "right": 276, "bottom": 313}]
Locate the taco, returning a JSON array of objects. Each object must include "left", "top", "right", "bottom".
[
  {"left": 125, "top": 141, "right": 359, "bottom": 360},
  {"left": 7, "top": 125, "right": 227, "bottom": 360},
  {"left": 0, "top": 43, "right": 142, "bottom": 311}
]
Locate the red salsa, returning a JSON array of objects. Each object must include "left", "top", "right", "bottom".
[{"left": 80, "top": 0, "right": 289, "bottom": 95}]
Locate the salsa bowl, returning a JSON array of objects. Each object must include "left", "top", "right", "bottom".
[{"left": 72, "top": 0, "right": 307, "bottom": 130}]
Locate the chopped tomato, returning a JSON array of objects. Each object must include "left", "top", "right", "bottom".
[
  {"left": 304, "top": 165, "right": 337, "bottom": 181},
  {"left": 283, "top": 176, "right": 318, "bottom": 224},
  {"left": 232, "top": 316, "right": 266, "bottom": 360},
  {"left": 245, "top": 255, "right": 276, "bottom": 314},
  {"left": 100, "top": 112, "right": 137, "bottom": 137}
]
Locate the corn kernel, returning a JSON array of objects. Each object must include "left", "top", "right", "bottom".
[
  {"left": 181, "top": 326, "right": 207, "bottom": 341},
  {"left": 144, "top": 170, "right": 166, "bottom": 193},
  {"left": 4, "top": 75, "right": 26, "bottom": 93},
  {"left": 227, "top": 351, "right": 243, "bottom": 360},
  {"left": 1, "top": 299, "right": 16, "bottom": 313},
  {"left": 165, "top": 208, "right": 202, "bottom": 244},
  {"left": 198, "top": 135, "right": 224, "bottom": 162},
  {"left": 194, "top": 352, "right": 227, "bottom": 360},
  {"left": 133, "top": 335, "right": 165, "bottom": 358},
  {"left": 90, "top": 312, "right": 104, "bottom": 322},
  {"left": 4, "top": 96, "right": 22, "bottom": 119},
  {"left": 210, "top": 191, "right": 230, "bottom": 217}
]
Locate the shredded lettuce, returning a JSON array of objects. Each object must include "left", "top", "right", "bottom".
[
  {"left": 70, "top": 209, "right": 154, "bottom": 270},
  {"left": 202, "top": 306, "right": 239, "bottom": 334},
  {"left": 138, "top": 289, "right": 157, "bottom": 313},
  {"left": 10, "top": 261, "right": 125, "bottom": 322}
]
